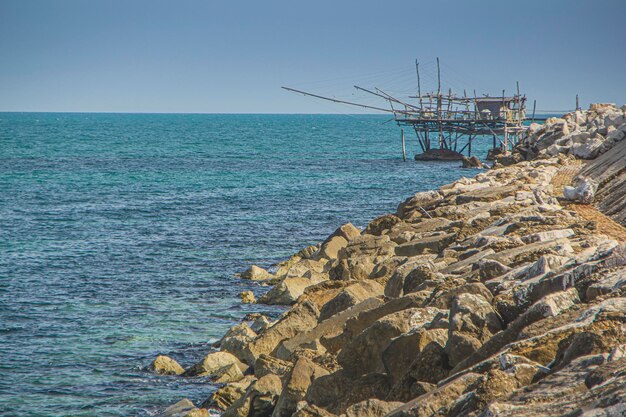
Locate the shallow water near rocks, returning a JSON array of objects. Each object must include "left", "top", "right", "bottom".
[{"left": 0, "top": 113, "right": 488, "bottom": 416}]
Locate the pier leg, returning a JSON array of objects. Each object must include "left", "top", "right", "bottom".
[{"left": 401, "top": 129, "right": 406, "bottom": 162}]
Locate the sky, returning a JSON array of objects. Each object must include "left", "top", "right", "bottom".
[{"left": 0, "top": 0, "right": 624, "bottom": 113}]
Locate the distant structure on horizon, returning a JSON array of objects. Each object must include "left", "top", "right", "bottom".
[{"left": 283, "top": 58, "right": 555, "bottom": 162}]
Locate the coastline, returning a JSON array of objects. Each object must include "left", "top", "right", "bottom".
[{"left": 154, "top": 104, "right": 626, "bottom": 417}]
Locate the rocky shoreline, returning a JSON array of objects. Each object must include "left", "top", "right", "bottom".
[{"left": 154, "top": 104, "right": 626, "bottom": 417}]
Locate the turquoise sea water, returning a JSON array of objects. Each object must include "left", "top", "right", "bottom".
[{"left": 0, "top": 113, "right": 488, "bottom": 417}]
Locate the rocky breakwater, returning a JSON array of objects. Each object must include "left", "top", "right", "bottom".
[{"left": 152, "top": 104, "right": 626, "bottom": 417}]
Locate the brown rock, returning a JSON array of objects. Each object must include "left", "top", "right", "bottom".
[
  {"left": 394, "top": 233, "right": 456, "bottom": 257},
  {"left": 259, "top": 277, "right": 325, "bottom": 306},
  {"left": 218, "top": 323, "right": 257, "bottom": 361},
  {"left": 254, "top": 354, "right": 293, "bottom": 378},
  {"left": 317, "top": 235, "right": 348, "bottom": 260},
  {"left": 382, "top": 328, "right": 448, "bottom": 383},
  {"left": 183, "top": 351, "right": 248, "bottom": 378},
  {"left": 306, "top": 370, "right": 393, "bottom": 414},
  {"left": 207, "top": 375, "right": 256, "bottom": 410},
  {"left": 241, "top": 265, "right": 275, "bottom": 281},
  {"left": 318, "top": 280, "right": 384, "bottom": 321},
  {"left": 242, "top": 301, "right": 319, "bottom": 365},
  {"left": 272, "top": 357, "right": 329, "bottom": 417},
  {"left": 345, "top": 399, "right": 404, "bottom": 417},
  {"left": 337, "top": 308, "right": 442, "bottom": 377},
  {"left": 386, "top": 373, "right": 481, "bottom": 417},
  {"left": 364, "top": 214, "right": 402, "bottom": 236},
  {"left": 239, "top": 290, "right": 256, "bottom": 304},
  {"left": 149, "top": 355, "right": 184, "bottom": 376}
]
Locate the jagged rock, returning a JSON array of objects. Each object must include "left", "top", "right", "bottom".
[
  {"left": 451, "top": 289, "right": 580, "bottom": 374},
  {"left": 315, "top": 223, "right": 362, "bottom": 262},
  {"left": 292, "top": 403, "right": 337, "bottom": 417},
  {"left": 386, "top": 372, "right": 482, "bottom": 417},
  {"left": 336, "top": 293, "right": 429, "bottom": 347},
  {"left": 278, "top": 297, "right": 383, "bottom": 359},
  {"left": 254, "top": 354, "right": 293, "bottom": 378},
  {"left": 272, "top": 357, "right": 329, "bottom": 417},
  {"left": 384, "top": 258, "right": 437, "bottom": 298},
  {"left": 455, "top": 185, "right": 518, "bottom": 205},
  {"left": 526, "top": 254, "right": 571, "bottom": 279},
  {"left": 446, "top": 293, "right": 503, "bottom": 367},
  {"left": 481, "top": 353, "right": 626, "bottom": 416},
  {"left": 586, "top": 269, "right": 626, "bottom": 301},
  {"left": 213, "top": 363, "right": 245, "bottom": 383},
  {"left": 318, "top": 280, "right": 384, "bottom": 321},
  {"left": 329, "top": 235, "right": 396, "bottom": 281},
  {"left": 239, "top": 291, "right": 256, "bottom": 304},
  {"left": 521, "top": 228, "right": 575, "bottom": 243},
  {"left": 183, "top": 351, "right": 248, "bottom": 378},
  {"left": 317, "top": 236, "right": 348, "bottom": 260},
  {"left": 259, "top": 277, "right": 325, "bottom": 305},
  {"left": 149, "top": 355, "right": 184, "bottom": 376},
  {"left": 207, "top": 375, "right": 256, "bottom": 410},
  {"left": 164, "top": 399, "right": 200, "bottom": 417},
  {"left": 382, "top": 328, "right": 448, "bottom": 383},
  {"left": 223, "top": 374, "right": 283, "bottom": 417},
  {"left": 552, "top": 326, "right": 625, "bottom": 371},
  {"left": 345, "top": 399, "right": 404, "bottom": 417},
  {"left": 217, "top": 323, "right": 257, "bottom": 362},
  {"left": 364, "top": 214, "right": 402, "bottom": 236},
  {"left": 394, "top": 233, "right": 456, "bottom": 256},
  {"left": 461, "top": 155, "right": 485, "bottom": 169},
  {"left": 337, "top": 307, "right": 443, "bottom": 377},
  {"left": 448, "top": 293, "right": 503, "bottom": 341},
  {"left": 306, "top": 370, "right": 393, "bottom": 414},
  {"left": 241, "top": 265, "right": 275, "bottom": 281},
  {"left": 385, "top": 261, "right": 438, "bottom": 298},
  {"left": 429, "top": 282, "right": 493, "bottom": 310},
  {"left": 241, "top": 301, "right": 319, "bottom": 365},
  {"left": 396, "top": 190, "right": 443, "bottom": 219},
  {"left": 478, "top": 259, "right": 511, "bottom": 281},
  {"left": 250, "top": 315, "right": 272, "bottom": 333}
]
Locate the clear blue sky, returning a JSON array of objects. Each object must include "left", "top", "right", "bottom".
[{"left": 1, "top": 0, "right": 624, "bottom": 113}]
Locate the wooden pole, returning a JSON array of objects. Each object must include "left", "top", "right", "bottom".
[
  {"left": 576, "top": 94, "right": 580, "bottom": 110},
  {"left": 401, "top": 129, "right": 407, "bottom": 161},
  {"left": 531, "top": 99, "right": 537, "bottom": 123}
]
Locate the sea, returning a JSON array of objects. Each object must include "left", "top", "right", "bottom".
[{"left": 0, "top": 113, "right": 490, "bottom": 416}]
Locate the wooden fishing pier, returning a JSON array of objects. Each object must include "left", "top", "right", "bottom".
[{"left": 283, "top": 58, "right": 533, "bottom": 161}]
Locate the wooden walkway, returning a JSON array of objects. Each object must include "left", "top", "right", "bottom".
[{"left": 551, "top": 161, "right": 626, "bottom": 243}]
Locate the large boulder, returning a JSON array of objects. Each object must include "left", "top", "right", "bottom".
[
  {"left": 165, "top": 399, "right": 207, "bottom": 417},
  {"left": 183, "top": 351, "right": 248, "bottom": 378},
  {"left": 217, "top": 323, "right": 257, "bottom": 361},
  {"left": 394, "top": 233, "right": 456, "bottom": 257},
  {"left": 382, "top": 328, "right": 448, "bottom": 383},
  {"left": 241, "top": 265, "right": 275, "bottom": 281},
  {"left": 337, "top": 307, "right": 444, "bottom": 377},
  {"left": 318, "top": 280, "right": 384, "bottom": 321},
  {"left": 306, "top": 370, "right": 393, "bottom": 414},
  {"left": 222, "top": 374, "right": 283, "bottom": 417},
  {"left": 259, "top": 276, "right": 325, "bottom": 305},
  {"left": 396, "top": 190, "right": 443, "bottom": 219},
  {"left": 242, "top": 301, "right": 319, "bottom": 365},
  {"left": 271, "top": 357, "right": 329, "bottom": 417},
  {"left": 345, "top": 399, "right": 404, "bottom": 417},
  {"left": 329, "top": 235, "right": 396, "bottom": 281},
  {"left": 364, "top": 214, "right": 402, "bottom": 236},
  {"left": 445, "top": 293, "right": 503, "bottom": 367},
  {"left": 149, "top": 355, "right": 184, "bottom": 376},
  {"left": 386, "top": 373, "right": 482, "bottom": 417},
  {"left": 208, "top": 375, "right": 257, "bottom": 410}
]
